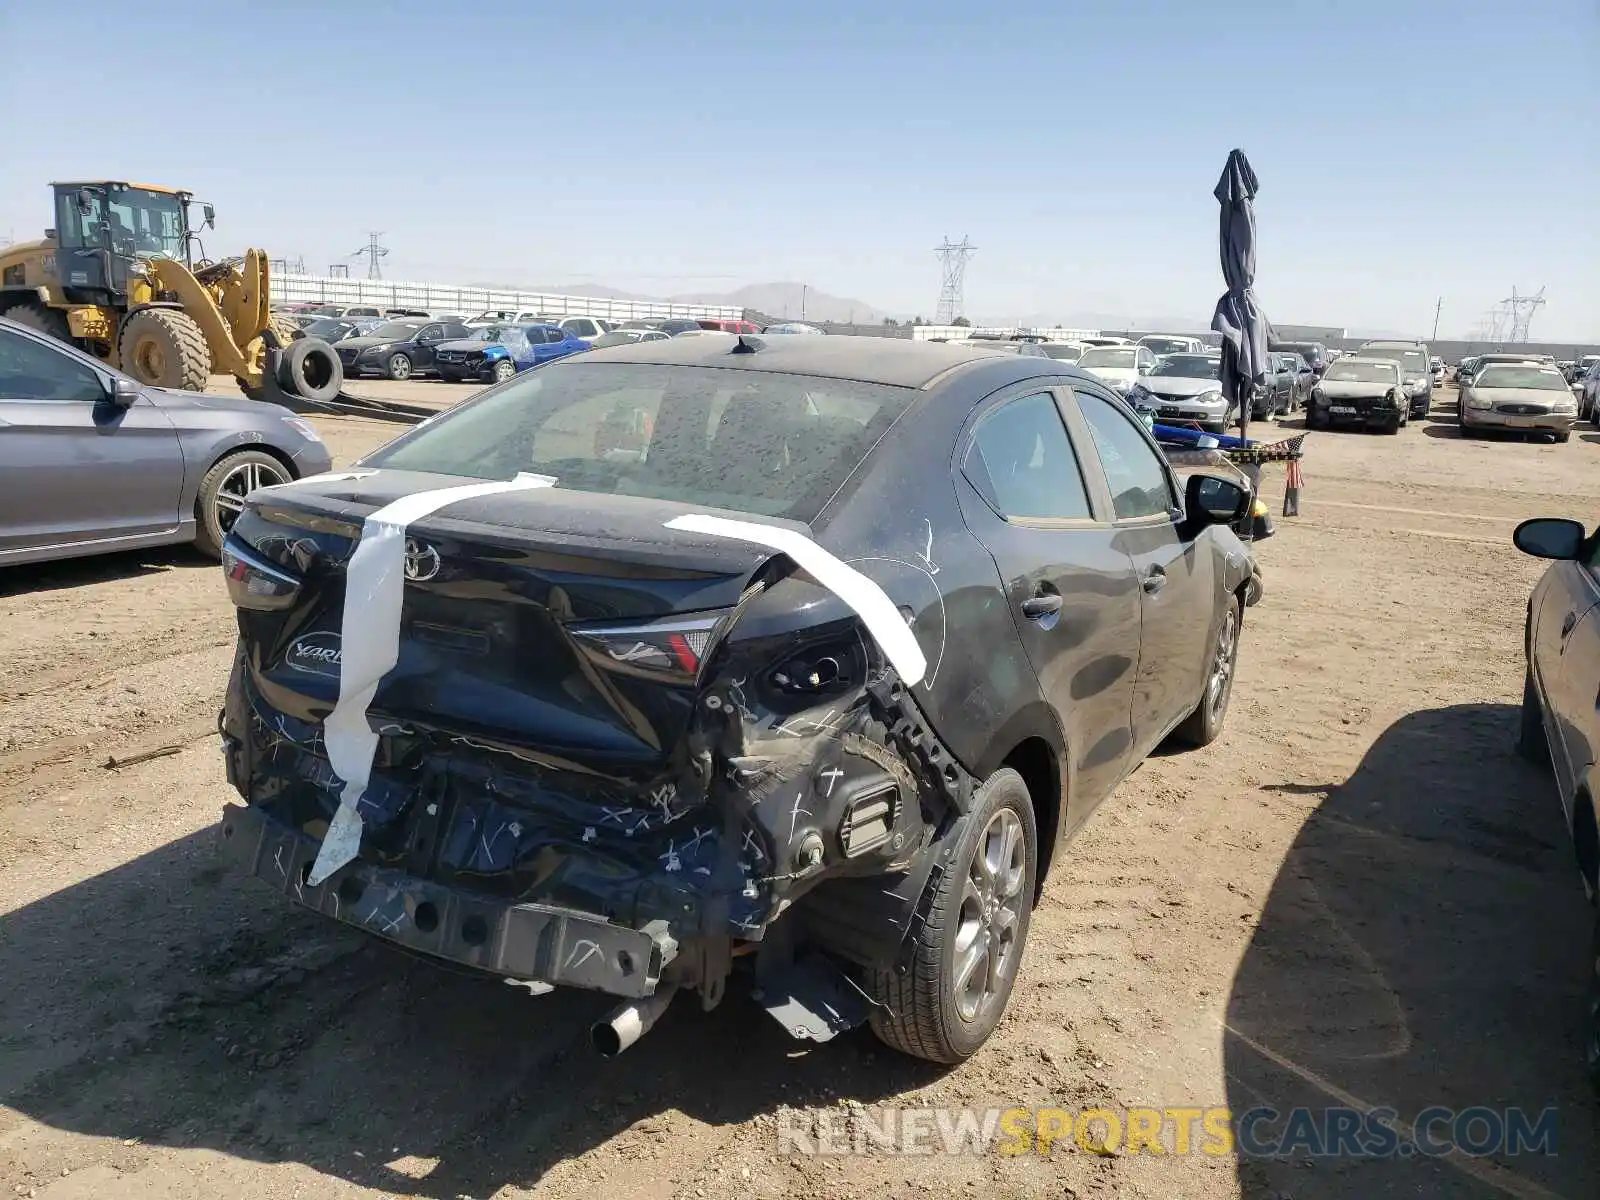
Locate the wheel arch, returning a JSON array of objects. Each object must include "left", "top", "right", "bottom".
[
  {"left": 1573, "top": 784, "right": 1599, "bottom": 900},
  {"left": 970, "top": 700, "right": 1069, "bottom": 900}
]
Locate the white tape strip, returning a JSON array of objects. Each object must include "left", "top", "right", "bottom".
[
  {"left": 307, "top": 472, "right": 557, "bottom": 886},
  {"left": 663, "top": 513, "right": 927, "bottom": 687}
]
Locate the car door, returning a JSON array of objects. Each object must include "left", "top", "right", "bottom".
[
  {"left": 1531, "top": 551, "right": 1600, "bottom": 805},
  {"left": 955, "top": 384, "right": 1143, "bottom": 817},
  {"left": 410, "top": 323, "right": 447, "bottom": 372},
  {"left": 531, "top": 327, "right": 565, "bottom": 364},
  {"left": 0, "top": 325, "right": 184, "bottom": 555},
  {"left": 1072, "top": 386, "right": 1218, "bottom": 757}
]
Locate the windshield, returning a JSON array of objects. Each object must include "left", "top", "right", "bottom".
[
  {"left": 472, "top": 326, "right": 510, "bottom": 342},
  {"left": 361, "top": 363, "right": 917, "bottom": 521},
  {"left": 1149, "top": 355, "right": 1219, "bottom": 379},
  {"left": 1139, "top": 337, "right": 1192, "bottom": 355},
  {"left": 1325, "top": 361, "right": 1398, "bottom": 384},
  {"left": 1038, "top": 344, "right": 1081, "bottom": 361},
  {"left": 1474, "top": 366, "right": 1568, "bottom": 391},
  {"left": 1360, "top": 347, "right": 1427, "bottom": 375},
  {"left": 366, "top": 322, "right": 421, "bottom": 341},
  {"left": 1078, "top": 348, "right": 1137, "bottom": 369},
  {"left": 591, "top": 330, "right": 642, "bottom": 348},
  {"left": 305, "top": 319, "right": 357, "bottom": 340},
  {"left": 59, "top": 185, "right": 187, "bottom": 259}
]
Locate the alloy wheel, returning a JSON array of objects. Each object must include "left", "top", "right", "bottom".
[
  {"left": 389, "top": 354, "right": 412, "bottom": 380},
  {"left": 952, "top": 807, "right": 1027, "bottom": 1024},
  {"left": 211, "top": 458, "right": 288, "bottom": 536},
  {"left": 1207, "top": 606, "right": 1238, "bottom": 722}
]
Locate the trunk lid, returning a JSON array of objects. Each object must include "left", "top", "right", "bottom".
[{"left": 234, "top": 470, "right": 795, "bottom": 774}]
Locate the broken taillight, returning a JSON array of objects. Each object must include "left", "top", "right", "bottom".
[
  {"left": 221, "top": 535, "right": 302, "bottom": 611},
  {"left": 569, "top": 610, "right": 733, "bottom": 684}
]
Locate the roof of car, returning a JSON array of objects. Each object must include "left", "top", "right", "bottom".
[
  {"left": 548, "top": 332, "right": 1050, "bottom": 389},
  {"left": 1336, "top": 357, "right": 1401, "bottom": 369}
]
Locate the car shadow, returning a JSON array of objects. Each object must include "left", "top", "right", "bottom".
[
  {"left": 1224, "top": 704, "right": 1598, "bottom": 1198},
  {"left": 0, "top": 545, "right": 214, "bottom": 596},
  {"left": 1580, "top": 434, "right": 1600, "bottom": 447},
  {"left": 0, "top": 825, "right": 943, "bottom": 1197}
]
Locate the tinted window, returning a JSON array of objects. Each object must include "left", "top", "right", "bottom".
[
  {"left": 443, "top": 324, "right": 470, "bottom": 339},
  {"left": 367, "top": 322, "right": 421, "bottom": 340},
  {"left": 362, "top": 362, "right": 916, "bottom": 521},
  {"left": 1149, "top": 355, "right": 1220, "bottom": 379},
  {"left": 0, "top": 329, "right": 105, "bottom": 402},
  {"left": 964, "top": 392, "right": 1091, "bottom": 520},
  {"left": 1075, "top": 390, "right": 1175, "bottom": 520}
]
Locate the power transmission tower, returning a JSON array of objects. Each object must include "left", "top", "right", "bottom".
[
  {"left": 934, "top": 236, "right": 976, "bottom": 325},
  {"left": 1499, "top": 286, "right": 1546, "bottom": 342},
  {"left": 352, "top": 232, "right": 389, "bottom": 280}
]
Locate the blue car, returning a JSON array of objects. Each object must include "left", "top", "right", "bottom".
[{"left": 433, "top": 323, "right": 591, "bottom": 383}]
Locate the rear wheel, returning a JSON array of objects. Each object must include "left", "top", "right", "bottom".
[
  {"left": 868, "top": 768, "right": 1036, "bottom": 1063},
  {"left": 3, "top": 301, "right": 72, "bottom": 343},
  {"left": 1587, "top": 910, "right": 1600, "bottom": 1098},
  {"left": 386, "top": 352, "right": 413, "bottom": 381},
  {"left": 118, "top": 309, "right": 210, "bottom": 391},
  {"left": 193, "top": 449, "right": 291, "bottom": 557}
]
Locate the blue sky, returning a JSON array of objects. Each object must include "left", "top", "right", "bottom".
[{"left": 2, "top": 0, "right": 1595, "bottom": 338}]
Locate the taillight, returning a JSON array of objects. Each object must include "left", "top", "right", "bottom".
[
  {"left": 221, "top": 535, "right": 302, "bottom": 611},
  {"left": 569, "top": 610, "right": 733, "bottom": 684}
]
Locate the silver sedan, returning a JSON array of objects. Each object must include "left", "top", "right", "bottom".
[
  {"left": 1458, "top": 362, "right": 1578, "bottom": 441},
  {"left": 0, "top": 316, "right": 333, "bottom": 567}
]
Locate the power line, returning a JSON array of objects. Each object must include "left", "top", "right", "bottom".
[
  {"left": 934, "top": 236, "right": 976, "bottom": 325},
  {"left": 1499, "top": 286, "right": 1546, "bottom": 343},
  {"left": 351, "top": 232, "right": 389, "bottom": 280}
]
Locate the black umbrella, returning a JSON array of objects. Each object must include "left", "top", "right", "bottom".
[{"left": 1210, "top": 149, "right": 1274, "bottom": 442}]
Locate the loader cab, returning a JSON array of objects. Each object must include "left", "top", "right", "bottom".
[{"left": 50, "top": 182, "right": 193, "bottom": 301}]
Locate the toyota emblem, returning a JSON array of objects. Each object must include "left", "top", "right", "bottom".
[{"left": 403, "top": 538, "right": 441, "bottom": 582}]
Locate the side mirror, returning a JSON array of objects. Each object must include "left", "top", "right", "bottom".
[
  {"left": 202, "top": 204, "right": 216, "bottom": 229},
  {"left": 109, "top": 377, "right": 140, "bottom": 409},
  {"left": 1186, "top": 473, "right": 1250, "bottom": 527},
  {"left": 1513, "top": 517, "right": 1586, "bottom": 560}
]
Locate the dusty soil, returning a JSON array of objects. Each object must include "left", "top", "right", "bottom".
[{"left": 2, "top": 387, "right": 1596, "bottom": 1199}]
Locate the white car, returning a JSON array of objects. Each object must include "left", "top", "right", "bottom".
[
  {"left": 553, "top": 315, "right": 613, "bottom": 342},
  {"left": 1078, "top": 335, "right": 1134, "bottom": 348},
  {"left": 1138, "top": 334, "right": 1206, "bottom": 357},
  {"left": 1076, "top": 344, "right": 1157, "bottom": 395},
  {"left": 1126, "top": 352, "right": 1231, "bottom": 432}
]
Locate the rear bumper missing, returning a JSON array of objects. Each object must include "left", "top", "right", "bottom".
[{"left": 217, "top": 802, "right": 677, "bottom": 998}]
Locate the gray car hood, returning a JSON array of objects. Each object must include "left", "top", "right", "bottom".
[
  {"left": 1467, "top": 386, "right": 1569, "bottom": 407},
  {"left": 144, "top": 387, "right": 291, "bottom": 418},
  {"left": 1319, "top": 380, "right": 1397, "bottom": 399},
  {"left": 1141, "top": 376, "right": 1221, "bottom": 397}
]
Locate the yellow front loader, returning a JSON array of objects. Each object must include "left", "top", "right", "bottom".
[{"left": 0, "top": 182, "right": 428, "bottom": 423}]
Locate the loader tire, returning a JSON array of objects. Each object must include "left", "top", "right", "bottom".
[
  {"left": 118, "top": 308, "right": 210, "bottom": 392},
  {"left": 3, "top": 301, "right": 72, "bottom": 344},
  {"left": 277, "top": 337, "right": 343, "bottom": 404}
]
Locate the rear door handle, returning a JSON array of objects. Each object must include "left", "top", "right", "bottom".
[
  {"left": 1142, "top": 566, "right": 1167, "bottom": 594},
  {"left": 1020, "top": 594, "right": 1063, "bottom": 620}
]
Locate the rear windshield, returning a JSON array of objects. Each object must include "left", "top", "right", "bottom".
[
  {"left": 362, "top": 363, "right": 916, "bottom": 521},
  {"left": 1079, "top": 348, "right": 1137, "bottom": 368},
  {"left": 1038, "top": 343, "right": 1082, "bottom": 361},
  {"left": 1474, "top": 366, "right": 1567, "bottom": 391},
  {"left": 1360, "top": 347, "right": 1427, "bottom": 374},
  {"left": 1325, "top": 361, "right": 1398, "bottom": 383},
  {"left": 1149, "top": 355, "right": 1219, "bottom": 379},
  {"left": 1139, "top": 337, "right": 1193, "bottom": 355}
]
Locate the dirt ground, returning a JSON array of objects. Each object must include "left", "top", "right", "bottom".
[{"left": 2, "top": 383, "right": 1597, "bottom": 1199}]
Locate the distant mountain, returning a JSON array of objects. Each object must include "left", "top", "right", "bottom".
[{"left": 669, "top": 282, "right": 884, "bottom": 324}]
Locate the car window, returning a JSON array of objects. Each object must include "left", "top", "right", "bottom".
[
  {"left": 963, "top": 392, "right": 1092, "bottom": 520},
  {"left": 0, "top": 328, "right": 106, "bottom": 402},
  {"left": 362, "top": 362, "right": 916, "bottom": 521},
  {"left": 1074, "top": 390, "right": 1176, "bottom": 520}
]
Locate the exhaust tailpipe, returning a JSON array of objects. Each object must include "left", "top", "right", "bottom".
[{"left": 591, "top": 984, "right": 679, "bottom": 1057}]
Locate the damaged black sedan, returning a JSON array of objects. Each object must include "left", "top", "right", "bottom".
[{"left": 215, "top": 335, "right": 1259, "bottom": 1063}]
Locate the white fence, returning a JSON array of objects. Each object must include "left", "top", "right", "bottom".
[
  {"left": 911, "top": 324, "right": 1102, "bottom": 342},
  {"left": 268, "top": 274, "right": 743, "bottom": 322}
]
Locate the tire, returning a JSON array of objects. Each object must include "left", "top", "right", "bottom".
[
  {"left": 386, "top": 352, "right": 413, "bottom": 381},
  {"left": 3, "top": 301, "right": 72, "bottom": 343},
  {"left": 1587, "top": 910, "right": 1600, "bottom": 1099},
  {"left": 192, "top": 449, "right": 293, "bottom": 558},
  {"left": 117, "top": 308, "right": 210, "bottom": 391},
  {"left": 1383, "top": 414, "right": 1402, "bottom": 435},
  {"left": 491, "top": 358, "right": 516, "bottom": 384},
  {"left": 1517, "top": 665, "right": 1550, "bottom": 766},
  {"left": 1306, "top": 406, "right": 1326, "bottom": 431},
  {"left": 1171, "top": 593, "right": 1242, "bottom": 748},
  {"left": 867, "top": 768, "right": 1036, "bottom": 1063},
  {"left": 1554, "top": 431, "right": 1572, "bottom": 444},
  {"left": 277, "top": 337, "right": 343, "bottom": 403}
]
